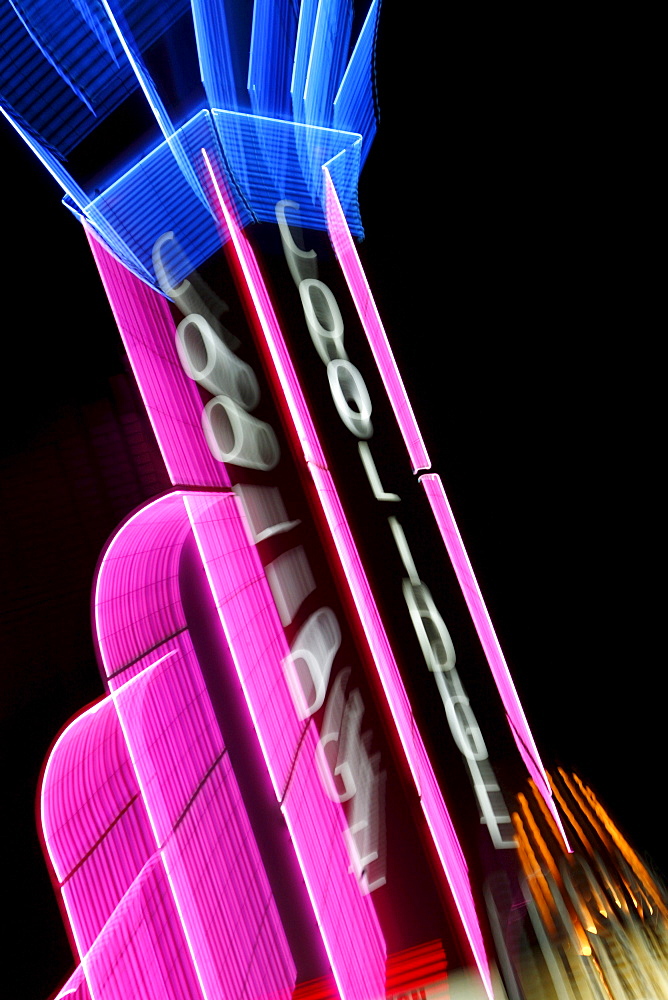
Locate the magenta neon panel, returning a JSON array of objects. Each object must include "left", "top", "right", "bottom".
[
  {"left": 52, "top": 964, "right": 91, "bottom": 1000},
  {"left": 81, "top": 854, "right": 204, "bottom": 1000},
  {"left": 41, "top": 698, "right": 155, "bottom": 958},
  {"left": 45, "top": 490, "right": 296, "bottom": 999},
  {"left": 95, "top": 492, "right": 198, "bottom": 679},
  {"left": 86, "top": 227, "right": 232, "bottom": 491},
  {"left": 420, "top": 472, "right": 572, "bottom": 852},
  {"left": 323, "top": 168, "right": 431, "bottom": 474},
  {"left": 42, "top": 698, "right": 143, "bottom": 886},
  {"left": 184, "top": 489, "right": 387, "bottom": 999},
  {"left": 112, "top": 638, "right": 223, "bottom": 846},
  {"left": 164, "top": 756, "right": 296, "bottom": 1000}
]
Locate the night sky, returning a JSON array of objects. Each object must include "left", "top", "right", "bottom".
[{"left": 1, "top": 6, "right": 657, "bottom": 999}]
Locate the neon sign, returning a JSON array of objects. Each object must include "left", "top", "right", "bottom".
[{"left": 1, "top": 2, "right": 572, "bottom": 997}]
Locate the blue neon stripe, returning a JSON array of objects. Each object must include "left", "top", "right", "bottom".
[{"left": 303, "top": 0, "right": 353, "bottom": 129}]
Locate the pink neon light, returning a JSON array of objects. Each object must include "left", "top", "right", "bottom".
[
  {"left": 45, "top": 490, "right": 297, "bottom": 1000},
  {"left": 86, "top": 227, "right": 232, "bottom": 491},
  {"left": 52, "top": 964, "right": 90, "bottom": 1000},
  {"left": 200, "top": 149, "right": 327, "bottom": 470},
  {"left": 94, "top": 492, "right": 193, "bottom": 679},
  {"left": 420, "top": 473, "right": 572, "bottom": 852},
  {"left": 323, "top": 169, "right": 431, "bottom": 474},
  {"left": 281, "top": 723, "right": 387, "bottom": 999},
  {"left": 308, "top": 464, "right": 493, "bottom": 998},
  {"left": 201, "top": 154, "right": 493, "bottom": 999},
  {"left": 41, "top": 697, "right": 155, "bottom": 957},
  {"left": 185, "top": 489, "right": 387, "bottom": 1000},
  {"left": 81, "top": 854, "right": 204, "bottom": 1000}
]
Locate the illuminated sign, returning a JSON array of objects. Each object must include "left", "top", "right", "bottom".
[{"left": 1, "top": 3, "right": 572, "bottom": 998}]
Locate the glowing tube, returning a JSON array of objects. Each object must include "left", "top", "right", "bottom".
[
  {"left": 323, "top": 167, "right": 431, "bottom": 473},
  {"left": 86, "top": 227, "right": 232, "bottom": 491},
  {"left": 419, "top": 472, "right": 572, "bottom": 853}
]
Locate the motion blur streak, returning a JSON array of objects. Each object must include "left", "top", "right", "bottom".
[{"left": 511, "top": 770, "right": 668, "bottom": 999}]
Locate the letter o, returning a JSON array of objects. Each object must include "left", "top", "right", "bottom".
[
  {"left": 203, "top": 395, "right": 279, "bottom": 471},
  {"left": 327, "top": 359, "right": 373, "bottom": 439},
  {"left": 299, "top": 279, "right": 347, "bottom": 365}
]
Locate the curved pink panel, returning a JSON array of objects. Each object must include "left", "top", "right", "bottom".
[
  {"left": 41, "top": 698, "right": 154, "bottom": 956},
  {"left": 94, "top": 491, "right": 205, "bottom": 680},
  {"left": 44, "top": 491, "right": 296, "bottom": 1000}
]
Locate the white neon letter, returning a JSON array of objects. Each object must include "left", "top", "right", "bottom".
[
  {"left": 445, "top": 694, "right": 488, "bottom": 762},
  {"left": 358, "top": 442, "right": 400, "bottom": 502},
  {"left": 327, "top": 359, "right": 373, "bottom": 439},
  {"left": 403, "top": 579, "right": 457, "bottom": 673},
  {"left": 284, "top": 608, "right": 341, "bottom": 718},
  {"left": 275, "top": 200, "right": 318, "bottom": 286}
]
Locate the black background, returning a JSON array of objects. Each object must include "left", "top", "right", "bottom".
[{"left": 1, "top": 4, "right": 657, "bottom": 998}]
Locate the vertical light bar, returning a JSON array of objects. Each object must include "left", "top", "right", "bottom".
[
  {"left": 323, "top": 166, "right": 430, "bottom": 474},
  {"left": 420, "top": 472, "right": 572, "bottom": 853},
  {"left": 202, "top": 149, "right": 494, "bottom": 1000}
]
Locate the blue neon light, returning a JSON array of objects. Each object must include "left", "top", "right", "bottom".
[
  {"left": 1, "top": 0, "right": 381, "bottom": 281},
  {"left": 333, "top": 0, "right": 381, "bottom": 164},
  {"left": 248, "top": 0, "right": 298, "bottom": 120},
  {"left": 190, "top": 0, "right": 240, "bottom": 113}
]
